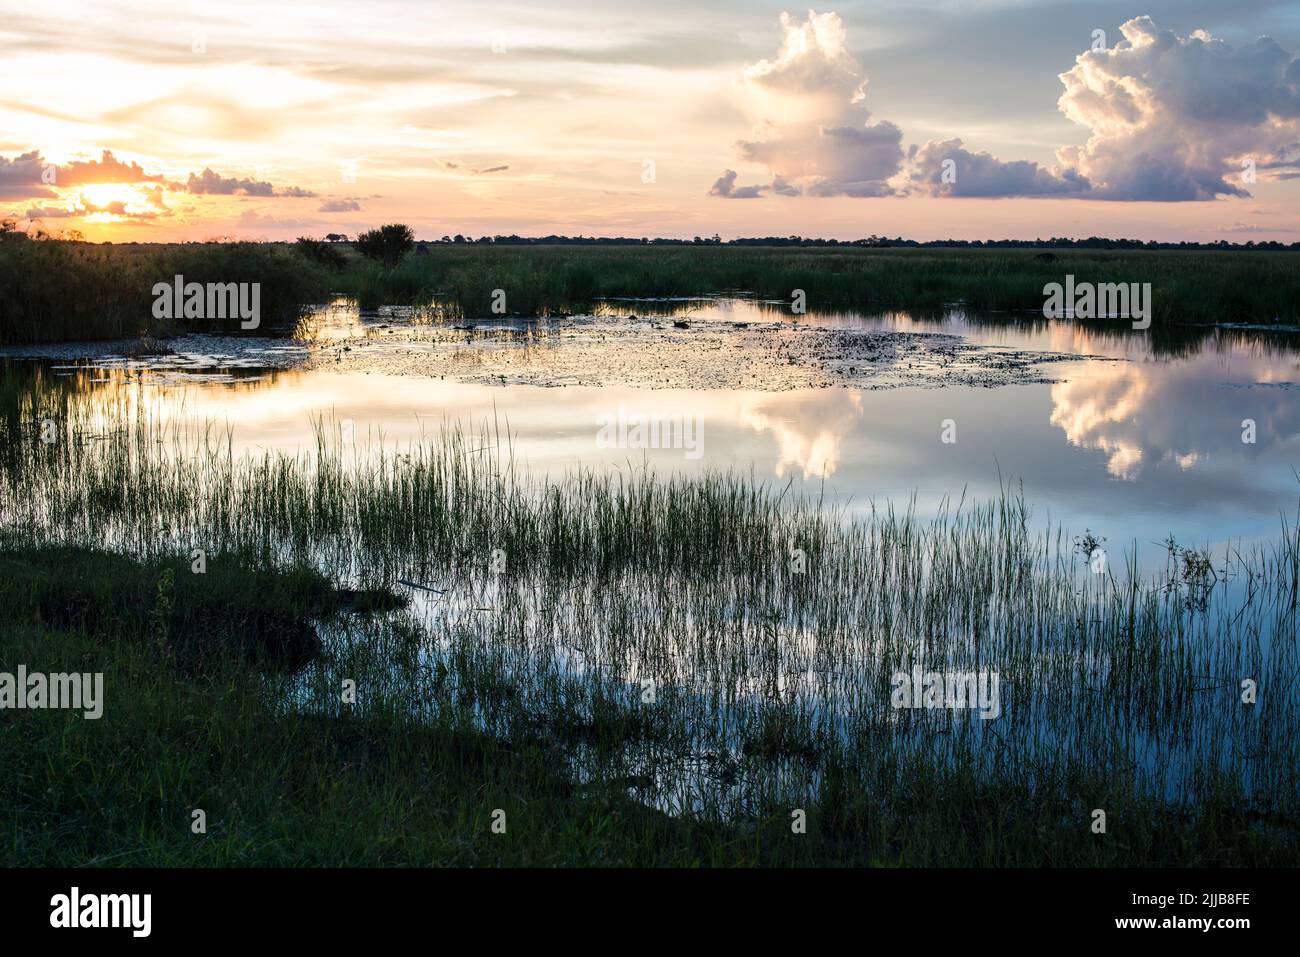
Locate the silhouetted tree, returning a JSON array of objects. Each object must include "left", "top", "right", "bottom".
[
  {"left": 356, "top": 224, "right": 416, "bottom": 266},
  {"left": 295, "top": 236, "right": 347, "bottom": 268}
]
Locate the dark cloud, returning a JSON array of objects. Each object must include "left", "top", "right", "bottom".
[
  {"left": 186, "top": 167, "right": 315, "bottom": 197},
  {"left": 25, "top": 205, "right": 77, "bottom": 218},
  {"left": 0, "top": 150, "right": 57, "bottom": 199},
  {"left": 708, "top": 169, "right": 766, "bottom": 198},
  {"left": 901, "top": 139, "right": 1092, "bottom": 197}
]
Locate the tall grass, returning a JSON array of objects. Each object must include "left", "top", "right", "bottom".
[
  {"left": 332, "top": 245, "right": 1300, "bottom": 325},
  {"left": 0, "top": 241, "right": 332, "bottom": 343},
  {"left": 0, "top": 364, "right": 1296, "bottom": 865},
  {"left": 2, "top": 241, "right": 1297, "bottom": 344}
]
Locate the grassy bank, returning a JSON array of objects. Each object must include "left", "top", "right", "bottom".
[
  {"left": 333, "top": 244, "right": 1300, "bottom": 327},
  {"left": 1, "top": 365, "right": 1297, "bottom": 865},
  {"left": 3, "top": 541, "right": 1296, "bottom": 866},
  {"left": 2, "top": 240, "right": 1298, "bottom": 343},
  {"left": 0, "top": 241, "right": 331, "bottom": 343}
]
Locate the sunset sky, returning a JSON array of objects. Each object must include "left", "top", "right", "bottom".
[{"left": 2, "top": 0, "right": 1298, "bottom": 242}]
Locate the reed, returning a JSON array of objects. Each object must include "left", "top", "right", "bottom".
[
  {"left": 0, "top": 241, "right": 332, "bottom": 343},
  {"left": 1, "top": 364, "right": 1296, "bottom": 864},
  {"left": 3, "top": 241, "right": 1297, "bottom": 344}
]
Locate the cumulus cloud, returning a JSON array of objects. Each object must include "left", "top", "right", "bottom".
[
  {"left": 0, "top": 150, "right": 57, "bottom": 199},
  {"left": 59, "top": 150, "right": 172, "bottom": 187},
  {"left": 25, "top": 205, "right": 78, "bottom": 218},
  {"left": 27, "top": 188, "right": 168, "bottom": 222},
  {"left": 4, "top": 149, "right": 180, "bottom": 199},
  {"left": 711, "top": 12, "right": 1300, "bottom": 203},
  {"left": 318, "top": 198, "right": 362, "bottom": 212},
  {"left": 1053, "top": 17, "right": 1300, "bottom": 200},
  {"left": 187, "top": 167, "right": 316, "bottom": 197},
  {"left": 3, "top": 148, "right": 324, "bottom": 224},
  {"left": 900, "top": 139, "right": 1091, "bottom": 198},
  {"left": 709, "top": 169, "right": 767, "bottom": 198},
  {"left": 742, "top": 9, "right": 868, "bottom": 101},
  {"left": 711, "top": 11, "right": 904, "bottom": 199}
]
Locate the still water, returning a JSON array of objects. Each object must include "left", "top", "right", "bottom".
[{"left": 13, "top": 297, "right": 1300, "bottom": 566}]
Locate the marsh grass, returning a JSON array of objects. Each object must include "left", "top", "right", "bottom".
[
  {"left": 3, "top": 242, "right": 1297, "bottom": 344},
  {"left": 0, "top": 241, "right": 332, "bottom": 343},
  {"left": 322, "top": 245, "right": 1300, "bottom": 325},
  {"left": 1, "top": 364, "right": 1297, "bottom": 865}
]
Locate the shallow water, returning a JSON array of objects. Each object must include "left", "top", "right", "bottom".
[
  {"left": 8, "top": 296, "right": 1300, "bottom": 568},
  {"left": 6, "top": 299, "right": 1297, "bottom": 815}
]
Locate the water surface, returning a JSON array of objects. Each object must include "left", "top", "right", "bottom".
[{"left": 11, "top": 297, "right": 1300, "bottom": 567}]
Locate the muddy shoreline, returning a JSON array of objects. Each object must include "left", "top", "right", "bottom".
[{"left": 0, "top": 312, "right": 1116, "bottom": 391}]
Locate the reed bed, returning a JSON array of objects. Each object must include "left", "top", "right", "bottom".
[
  {"left": 3, "top": 241, "right": 1298, "bottom": 344},
  {"left": 1, "top": 364, "right": 1296, "bottom": 866},
  {"left": 0, "top": 241, "right": 331, "bottom": 343},
  {"left": 335, "top": 245, "right": 1300, "bottom": 327}
]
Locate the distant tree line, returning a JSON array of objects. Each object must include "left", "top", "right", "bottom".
[{"left": 402, "top": 232, "right": 1300, "bottom": 251}]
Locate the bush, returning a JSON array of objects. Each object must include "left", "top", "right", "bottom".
[
  {"left": 355, "top": 224, "right": 415, "bottom": 267},
  {"left": 295, "top": 237, "right": 347, "bottom": 269}
]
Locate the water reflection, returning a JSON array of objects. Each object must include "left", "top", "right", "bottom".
[{"left": 8, "top": 297, "right": 1300, "bottom": 565}]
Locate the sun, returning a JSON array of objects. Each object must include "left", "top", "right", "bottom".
[
  {"left": 75, "top": 182, "right": 163, "bottom": 221},
  {"left": 78, "top": 183, "right": 139, "bottom": 206}
]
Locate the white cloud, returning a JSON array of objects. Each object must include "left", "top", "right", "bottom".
[
  {"left": 713, "top": 12, "right": 1300, "bottom": 203},
  {"left": 1054, "top": 16, "right": 1300, "bottom": 200},
  {"left": 712, "top": 10, "right": 904, "bottom": 199}
]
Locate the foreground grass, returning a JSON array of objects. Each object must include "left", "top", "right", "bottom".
[
  {"left": 1, "top": 617, "right": 706, "bottom": 867},
  {"left": 2, "top": 550, "right": 1293, "bottom": 866},
  {"left": 2, "top": 241, "right": 1297, "bottom": 343}
]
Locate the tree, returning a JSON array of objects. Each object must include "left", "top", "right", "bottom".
[
  {"left": 355, "top": 223, "right": 415, "bottom": 266},
  {"left": 295, "top": 236, "right": 347, "bottom": 269}
]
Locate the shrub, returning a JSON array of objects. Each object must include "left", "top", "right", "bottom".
[
  {"left": 355, "top": 224, "right": 415, "bottom": 267},
  {"left": 295, "top": 237, "right": 347, "bottom": 269}
]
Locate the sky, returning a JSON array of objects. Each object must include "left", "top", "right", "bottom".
[{"left": 1, "top": 0, "right": 1298, "bottom": 242}]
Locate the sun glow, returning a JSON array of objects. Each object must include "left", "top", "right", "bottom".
[{"left": 68, "top": 182, "right": 166, "bottom": 224}]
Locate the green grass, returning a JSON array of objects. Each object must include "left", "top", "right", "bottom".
[
  {"left": 332, "top": 245, "right": 1300, "bottom": 327},
  {"left": 2, "top": 561, "right": 1292, "bottom": 866},
  {"left": 0, "top": 364, "right": 1297, "bottom": 865},
  {"left": 2, "top": 241, "right": 1297, "bottom": 343},
  {"left": 0, "top": 241, "right": 332, "bottom": 343},
  {"left": 0, "top": 542, "right": 404, "bottom": 673}
]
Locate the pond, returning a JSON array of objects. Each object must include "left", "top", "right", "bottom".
[{"left": 8, "top": 296, "right": 1299, "bottom": 569}]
